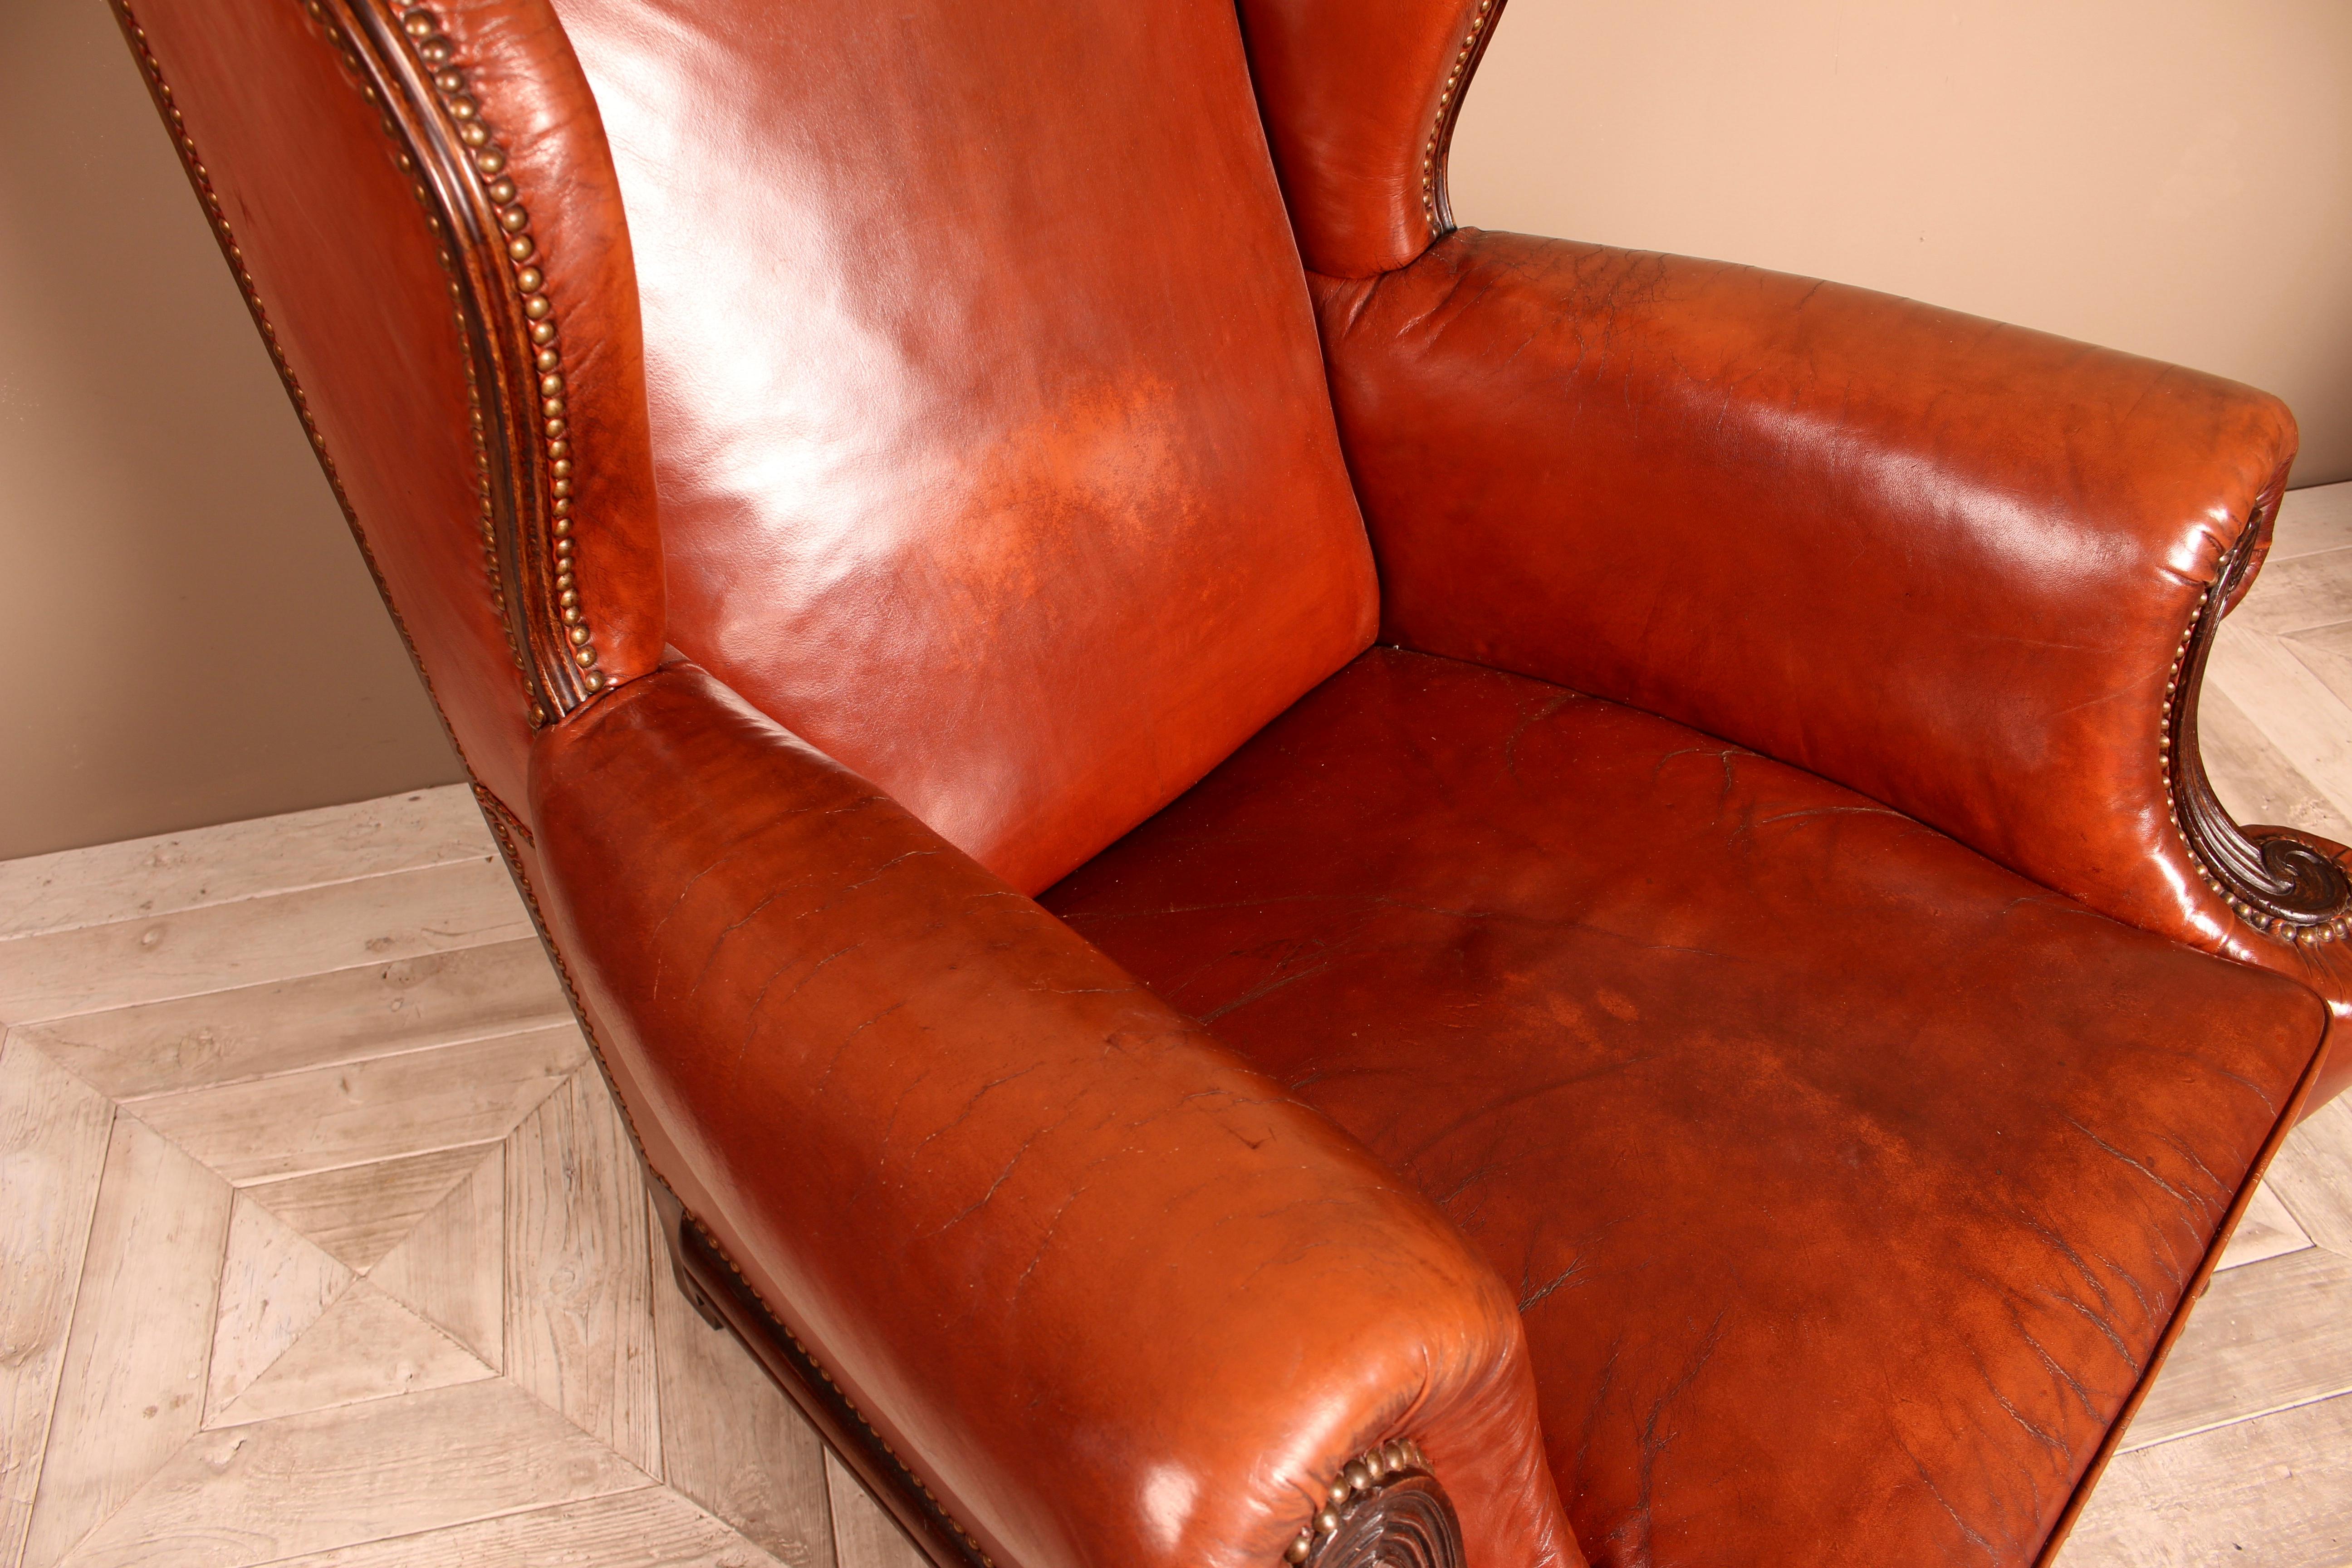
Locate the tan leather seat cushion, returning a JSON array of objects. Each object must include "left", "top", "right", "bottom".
[{"left": 1046, "top": 647, "right": 2326, "bottom": 1567}]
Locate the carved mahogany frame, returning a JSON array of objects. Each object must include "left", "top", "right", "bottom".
[{"left": 2169, "top": 506, "right": 2352, "bottom": 941}]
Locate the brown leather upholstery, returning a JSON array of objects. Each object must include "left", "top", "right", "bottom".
[
  {"left": 111, "top": 0, "right": 2346, "bottom": 1563},
  {"left": 548, "top": 0, "right": 1379, "bottom": 894},
  {"left": 530, "top": 662, "right": 1579, "bottom": 1568},
  {"left": 1235, "top": 0, "right": 1503, "bottom": 277},
  {"left": 1047, "top": 647, "right": 2328, "bottom": 1567},
  {"left": 1310, "top": 230, "right": 2351, "bottom": 1095}
]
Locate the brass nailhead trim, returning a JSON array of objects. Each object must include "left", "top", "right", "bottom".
[
  {"left": 1285, "top": 1440, "right": 1433, "bottom": 1563},
  {"left": 1419, "top": 0, "right": 1496, "bottom": 225},
  {"left": 680, "top": 1215, "right": 998, "bottom": 1568},
  {"left": 2160, "top": 539, "right": 2347, "bottom": 946},
  {"left": 382, "top": 1, "right": 605, "bottom": 706}
]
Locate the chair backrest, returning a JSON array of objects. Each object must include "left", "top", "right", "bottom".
[
  {"left": 116, "top": 0, "right": 1501, "bottom": 889},
  {"left": 544, "top": 0, "right": 1381, "bottom": 891}
]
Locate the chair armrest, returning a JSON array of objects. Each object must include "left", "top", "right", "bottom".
[
  {"left": 1312, "top": 228, "right": 2349, "bottom": 1044},
  {"left": 524, "top": 663, "right": 1581, "bottom": 1568}
]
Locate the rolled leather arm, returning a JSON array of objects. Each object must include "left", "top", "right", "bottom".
[
  {"left": 526, "top": 662, "right": 1581, "bottom": 1568},
  {"left": 1312, "top": 228, "right": 2350, "bottom": 1045}
]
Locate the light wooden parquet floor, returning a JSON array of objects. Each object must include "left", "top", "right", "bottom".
[{"left": 3, "top": 482, "right": 2349, "bottom": 1568}]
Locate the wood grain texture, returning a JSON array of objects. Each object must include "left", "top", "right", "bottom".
[
  {"left": 0, "top": 787, "right": 490, "bottom": 946},
  {"left": 0, "top": 1040, "right": 115, "bottom": 1568},
  {"left": 251, "top": 1486, "right": 785, "bottom": 1568},
  {"left": 2196, "top": 685, "right": 2352, "bottom": 844},
  {"left": 2122, "top": 1247, "right": 2352, "bottom": 1450},
  {"left": 210, "top": 1280, "right": 492, "bottom": 1429},
  {"left": 127, "top": 1024, "right": 583, "bottom": 1185},
  {"left": 2061, "top": 1392, "right": 2352, "bottom": 1567},
  {"left": 0, "top": 859, "right": 533, "bottom": 1026},
  {"left": 2269, "top": 483, "right": 2352, "bottom": 562},
  {"left": 369, "top": 1146, "right": 505, "bottom": 1370},
  {"left": 202, "top": 1195, "right": 351, "bottom": 1424},
  {"left": 13, "top": 941, "right": 567, "bottom": 1103},
  {"left": 2268, "top": 1094, "right": 2352, "bottom": 1255},
  {"left": 651, "top": 1194, "right": 836, "bottom": 1568},
  {"left": 2216, "top": 1181, "right": 2312, "bottom": 1271},
  {"left": 2208, "top": 619, "right": 2352, "bottom": 823},
  {"left": 2286, "top": 618, "right": 2352, "bottom": 711},
  {"left": 57, "top": 1377, "right": 649, "bottom": 1568},
  {"left": 2226, "top": 547, "right": 2352, "bottom": 637},
  {"left": 506, "top": 1072, "right": 660, "bottom": 1475},
  {"left": 822, "top": 1451, "right": 924, "bottom": 1568},
  {"left": 245, "top": 1143, "right": 498, "bottom": 1273},
  {"left": 20, "top": 1116, "right": 231, "bottom": 1568}
]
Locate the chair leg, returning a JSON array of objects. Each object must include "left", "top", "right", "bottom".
[{"left": 646, "top": 1171, "right": 727, "bottom": 1330}]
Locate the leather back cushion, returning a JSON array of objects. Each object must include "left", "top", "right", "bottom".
[{"left": 547, "top": 0, "right": 1378, "bottom": 893}]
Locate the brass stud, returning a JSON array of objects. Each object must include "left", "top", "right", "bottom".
[
  {"left": 547, "top": 438, "right": 570, "bottom": 459},
  {"left": 507, "top": 234, "right": 534, "bottom": 261},
  {"left": 584, "top": 669, "right": 607, "bottom": 691},
  {"left": 559, "top": 588, "right": 578, "bottom": 607},
  {"left": 446, "top": 95, "right": 479, "bottom": 121},
  {"left": 551, "top": 457, "right": 573, "bottom": 478},
  {"left": 574, "top": 645, "right": 598, "bottom": 667},
  {"left": 420, "top": 37, "right": 453, "bottom": 65},
  {"left": 499, "top": 204, "right": 530, "bottom": 233},
  {"left": 537, "top": 347, "right": 561, "bottom": 372},
  {"left": 553, "top": 478, "right": 573, "bottom": 498},
  {"left": 530, "top": 320, "right": 557, "bottom": 344},
  {"left": 458, "top": 122, "right": 488, "bottom": 148},
  {"left": 554, "top": 537, "right": 575, "bottom": 557},
  {"left": 1326, "top": 1481, "right": 1349, "bottom": 1507},
  {"left": 434, "top": 67, "right": 464, "bottom": 93},
  {"left": 552, "top": 496, "right": 572, "bottom": 515},
  {"left": 524, "top": 295, "right": 553, "bottom": 320},
  {"left": 562, "top": 606, "right": 582, "bottom": 625},
  {"left": 475, "top": 147, "right": 506, "bottom": 175},
  {"left": 543, "top": 398, "right": 566, "bottom": 421},
  {"left": 515, "top": 265, "right": 545, "bottom": 294},
  {"left": 545, "top": 417, "right": 567, "bottom": 438},
  {"left": 1286, "top": 1533, "right": 1314, "bottom": 1563},
  {"left": 1344, "top": 1461, "right": 1372, "bottom": 1492},
  {"left": 553, "top": 516, "right": 574, "bottom": 536},
  {"left": 1315, "top": 1508, "right": 1341, "bottom": 1535},
  {"left": 402, "top": 9, "right": 436, "bottom": 37}
]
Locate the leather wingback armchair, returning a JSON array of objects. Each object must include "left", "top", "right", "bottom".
[{"left": 113, "top": 2, "right": 2348, "bottom": 1566}]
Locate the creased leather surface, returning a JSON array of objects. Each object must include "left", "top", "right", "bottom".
[
  {"left": 1309, "top": 230, "right": 2349, "bottom": 1089},
  {"left": 546, "top": 0, "right": 1377, "bottom": 895},
  {"left": 529, "top": 663, "right": 1583, "bottom": 1568},
  {"left": 1047, "top": 648, "right": 2327, "bottom": 1568},
  {"left": 1235, "top": 0, "right": 1500, "bottom": 276}
]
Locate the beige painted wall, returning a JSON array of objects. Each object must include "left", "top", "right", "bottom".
[
  {"left": 0, "top": 0, "right": 462, "bottom": 861},
  {"left": 1450, "top": 0, "right": 2352, "bottom": 486},
  {"left": 1, "top": 0, "right": 2345, "bottom": 858}
]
